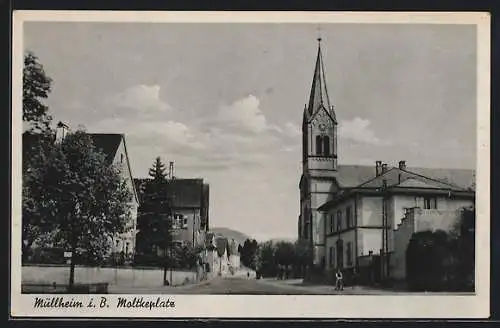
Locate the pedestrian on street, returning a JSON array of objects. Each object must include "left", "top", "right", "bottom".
[{"left": 335, "top": 269, "right": 344, "bottom": 291}]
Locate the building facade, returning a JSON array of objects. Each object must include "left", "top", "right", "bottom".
[
  {"left": 318, "top": 161, "right": 475, "bottom": 282},
  {"left": 203, "top": 233, "right": 241, "bottom": 276},
  {"left": 298, "top": 40, "right": 476, "bottom": 280},
  {"left": 89, "top": 133, "right": 140, "bottom": 262},
  {"left": 134, "top": 177, "right": 210, "bottom": 259}
]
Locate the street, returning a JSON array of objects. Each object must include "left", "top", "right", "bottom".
[{"left": 108, "top": 276, "right": 429, "bottom": 295}]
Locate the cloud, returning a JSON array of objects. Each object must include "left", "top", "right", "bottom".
[
  {"left": 87, "top": 118, "right": 205, "bottom": 153},
  {"left": 339, "top": 117, "right": 389, "bottom": 145},
  {"left": 214, "top": 95, "right": 269, "bottom": 134},
  {"left": 104, "top": 84, "right": 172, "bottom": 114},
  {"left": 85, "top": 91, "right": 304, "bottom": 173}
]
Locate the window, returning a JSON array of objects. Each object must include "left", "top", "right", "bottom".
[
  {"left": 346, "top": 242, "right": 353, "bottom": 266},
  {"left": 125, "top": 242, "right": 130, "bottom": 254},
  {"left": 329, "top": 247, "right": 335, "bottom": 268},
  {"left": 336, "top": 239, "right": 344, "bottom": 269},
  {"left": 346, "top": 206, "right": 353, "bottom": 228},
  {"left": 183, "top": 218, "right": 188, "bottom": 229},
  {"left": 329, "top": 214, "right": 335, "bottom": 233},
  {"left": 120, "top": 153, "right": 124, "bottom": 163},
  {"left": 315, "top": 135, "right": 331, "bottom": 157},
  {"left": 336, "top": 210, "right": 342, "bottom": 231},
  {"left": 323, "top": 136, "right": 330, "bottom": 156},
  {"left": 304, "top": 221, "right": 309, "bottom": 239},
  {"left": 316, "top": 135, "right": 323, "bottom": 155},
  {"left": 424, "top": 197, "right": 437, "bottom": 209}
]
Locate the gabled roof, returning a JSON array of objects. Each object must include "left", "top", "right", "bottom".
[
  {"left": 214, "top": 236, "right": 228, "bottom": 258},
  {"left": 306, "top": 164, "right": 475, "bottom": 190},
  {"left": 88, "top": 133, "right": 123, "bottom": 165},
  {"left": 355, "top": 167, "right": 466, "bottom": 191},
  {"left": 89, "top": 133, "right": 139, "bottom": 204},
  {"left": 134, "top": 178, "right": 207, "bottom": 209},
  {"left": 317, "top": 165, "right": 475, "bottom": 211}
]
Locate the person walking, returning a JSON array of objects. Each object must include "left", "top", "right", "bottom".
[{"left": 335, "top": 269, "right": 344, "bottom": 291}]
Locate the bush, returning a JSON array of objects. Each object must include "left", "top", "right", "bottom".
[{"left": 406, "top": 229, "right": 474, "bottom": 292}]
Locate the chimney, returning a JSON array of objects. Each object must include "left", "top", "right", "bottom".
[
  {"left": 398, "top": 160, "right": 407, "bottom": 170},
  {"left": 381, "top": 163, "right": 388, "bottom": 173},
  {"left": 375, "top": 161, "right": 382, "bottom": 176},
  {"left": 55, "top": 121, "right": 70, "bottom": 143},
  {"left": 169, "top": 161, "right": 175, "bottom": 179}
]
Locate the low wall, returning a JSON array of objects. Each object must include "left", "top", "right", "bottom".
[{"left": 22, "top": 265, "right": 198, "bottom": 287}]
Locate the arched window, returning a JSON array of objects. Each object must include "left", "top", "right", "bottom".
[
  {"left": 315, "top": 135, "right": 323, "bottom": 155},
  {"left": 323, "top": 136, "right": 330, "bottom": 156}
]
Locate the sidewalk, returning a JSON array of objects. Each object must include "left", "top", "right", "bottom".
[
  {"left": 108, "top": 276, "right": 216, "bottom": 294},
  {"left": 258, "top": 278, "right": 404, "bottom": 294}
]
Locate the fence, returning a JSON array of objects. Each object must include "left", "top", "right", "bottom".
[{"left": 22, "top": 264, "right": 198, "bottom": 288}]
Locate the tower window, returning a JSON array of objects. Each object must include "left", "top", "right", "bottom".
[
  {"left": 315, "top": 135, "right": 331, "bottom": 157},
  {"left": 316, "top": 135, "right": 323, "bottom": 155},
  {"left": 323, "top": 136, "right": 330, "bottom": 156}
]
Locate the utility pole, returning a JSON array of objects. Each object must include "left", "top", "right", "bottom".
[{"left": 381, "top": 179, "right": 389, "bottom": 283}]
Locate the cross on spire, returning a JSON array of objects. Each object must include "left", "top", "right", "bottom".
[{"left": 316, "top": 25, "right": 322, "bottom": 43}]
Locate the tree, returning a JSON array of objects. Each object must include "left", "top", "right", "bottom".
[
  {"left": 135, "top": 164, "right": 175, "bottom": 284},
  {"left": 240, "top": 239, "right": 258, "bottom": 270},
  {"left": 148, "top": 156, "right": 167, "bottom": 181},
  {"left": 274, "top": 241, "right": 295, "bottom": 266},
  {"left": 23, "top": 130, "right": 132, "bottom": 288},
  {"left": 294, "top": 239, "right": 313, "bottom": 277},
  {"left": 255, "top": 241, "right": 276, "bottom": 278},
  {"left": 23, "top": 51, "right": 53, "bottom": 134}
]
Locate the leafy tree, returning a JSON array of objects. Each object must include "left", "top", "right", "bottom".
[
  {"left": 172, "top": 243, "right": 204, "bottom": 270},
  {"left": 274, "top": 241, "right": 295, "bottom": 266},
  {"left": 23, "top": 130, "right": 132, "bottom": 288},
  {"left": 255, "top": 241, "right": 276, "bottom": 277},
  {"left": 294, "top": 239, "right": 313, "bottom": 273},
  {"left": 23, "top": 51, "right": 53, "bottom": 134},
  {"left": 405, "top": 214, "right": 475, "bottom": 293},
  {"left": 148, "top": 156, "right": 167, "bottom": 181},
  {"left": 240, "top": 239, "right": 258, "bottom": 270}
]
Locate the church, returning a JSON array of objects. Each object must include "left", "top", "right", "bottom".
[{"left": 298, "top": 38, "right": 476, "bottom": 284}]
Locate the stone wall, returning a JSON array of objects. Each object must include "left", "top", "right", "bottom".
[{"left": 22, "top": 265, "right": 198, "bottom": 287}]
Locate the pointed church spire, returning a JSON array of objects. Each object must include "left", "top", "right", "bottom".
[{"left": 307, "top": 37, "right": 331, "bottom": 115}]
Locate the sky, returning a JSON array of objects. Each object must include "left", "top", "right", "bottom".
[{"left": 22, "top": 22, "right": 477, "bottom": 242}]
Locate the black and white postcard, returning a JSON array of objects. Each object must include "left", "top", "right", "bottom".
[{"left": 10, "top": 11, "right": 490, "bottom": 318}]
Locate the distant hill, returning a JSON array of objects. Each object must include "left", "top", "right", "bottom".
[{"left": 209, "top": 227, "right": 251, "bottom": 246}]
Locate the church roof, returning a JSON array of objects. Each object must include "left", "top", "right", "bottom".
[{"left": 307, "top": 39, "right": 333, "bottom": 119}]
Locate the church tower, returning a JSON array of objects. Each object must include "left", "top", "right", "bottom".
[{"left": 298, "top": 38, "right": 338, "bottom": 268}]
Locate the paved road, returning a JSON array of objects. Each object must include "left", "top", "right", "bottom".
[
  {"left": 174, "top": 277, "right": 329, "bottom": 295},
  {"left": 110, "top": 277, "right": 385, "bottom": 295},
  {"left": 109, "top": 277, "right": 471, "bottom": 295}
]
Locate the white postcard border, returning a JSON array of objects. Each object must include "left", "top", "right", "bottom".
[{"left": 10, "top": 11, "right": 491, "bottom": 319}]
